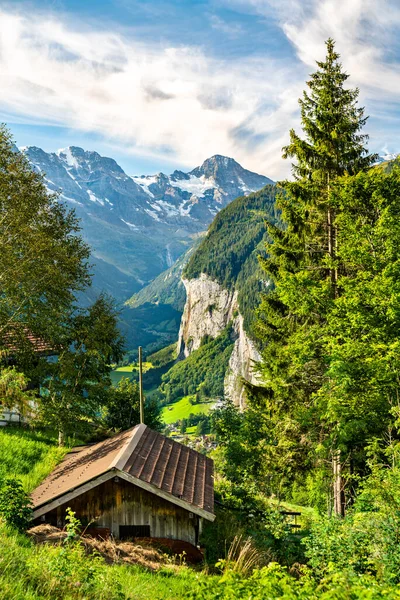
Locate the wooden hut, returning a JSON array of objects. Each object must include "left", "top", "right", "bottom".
[{"left": 31, "top": 424, "right": 215, "bottom": 545}]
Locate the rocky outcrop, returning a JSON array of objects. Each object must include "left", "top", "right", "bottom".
[
  {"left": 224, "top": 314, "right": 261, "bottom": 410},
  {"left": 177, "top": 274, "right": 237, "bottom": 358},
  {"left": 177, "top": 274, "right": 261, "bottom": 407}
]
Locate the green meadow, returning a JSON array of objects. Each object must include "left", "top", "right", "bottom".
[
  {"left": 161, "top": 396, "right": 214, "bottom": 425},
  {"left": 110, "top": 362, "right": 152, "bottom": 386}
]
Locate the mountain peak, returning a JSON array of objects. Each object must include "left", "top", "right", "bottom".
[
  {"left": 55, "top": 146, "right": 125, "bottom": 175},
  {"left": 56, "top": 146, "right": 84, "bottom": 168},
  {"left": 188, "top": 154, "right": 273, "bottom": 192},
  {"left": 205, "top": 154, "right": 237, "bottom": 166},
  {"left": 195, "top": 155, "right": 238, "bottom": 174},
  {"left": 190, "top": 155, "right": 241, "bottom": 179}
]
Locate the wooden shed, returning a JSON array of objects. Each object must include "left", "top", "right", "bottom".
[{"left": 31, "top": 424, "right": 215, "bottom": 546}]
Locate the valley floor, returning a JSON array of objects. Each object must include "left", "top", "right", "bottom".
[{"left": 162, "top": 395, "right": 214, "bottom": 425}]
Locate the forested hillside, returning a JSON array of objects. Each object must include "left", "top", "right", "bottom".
[
  {"left": 184, "top": 185, "right": 277, "bottom": 332},
  {"left": 161, "top": 325, "right": 234, "bottom": 404},
  {"left": 155, "top": 186, "right": 278, "bottom": 407}
]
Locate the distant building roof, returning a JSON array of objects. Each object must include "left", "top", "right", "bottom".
[
  {"left": 32, "top": 424, "right": 215, "bottom": 521},
  {"left": 2, "top": 328, "right": 54, "bottom": 355}
]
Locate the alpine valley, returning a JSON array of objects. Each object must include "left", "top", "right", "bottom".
[
  {"left": 25, "top": 146, "right": 273, "bottom": 356},
  {"left": 25, "top": 147, "right": 272, "bottom": 300}
]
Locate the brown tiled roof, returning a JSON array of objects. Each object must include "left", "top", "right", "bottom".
[
  {"left": 2, "top": 328, "right": 54, "bottom": 354},
  {"left": 125, "top": 427, "right": 214, "bottom": 514},
  {"left": 31, "top": 428, "right": 134, "bottom": 508},
  {"left": 31, "top": 425, "right": 214, "bottom": 518}
]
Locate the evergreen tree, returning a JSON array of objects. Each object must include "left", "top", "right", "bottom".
[{"left": 254, "top": 40, "right": 376, "bottom": 515}]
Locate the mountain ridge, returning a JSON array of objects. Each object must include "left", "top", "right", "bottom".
[{"left": 25, "top": 145, "right": 273, "bottom": 304}]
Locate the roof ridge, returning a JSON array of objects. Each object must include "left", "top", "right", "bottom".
[{"left": 112, "top": 424, "right": 146, "bottom": 471}]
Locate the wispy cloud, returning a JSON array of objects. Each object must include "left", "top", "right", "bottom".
[
  {"left": 279, "top": 0, "right": 400, "bottom": 155},
  {"left": 209, "top": 14, "right": 243, "bottom": 38},
  {"left": 227, "top": 0, "right": 400, "bottom": 154},
  {"left": 0, "top": 8, "right": 302, "bottom": 177},
  {"left": 1, "top": 2, "right": 400, "bottom": 176}
]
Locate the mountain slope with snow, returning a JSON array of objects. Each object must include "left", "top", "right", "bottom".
[{"left": 25, "top": 146, "right": 272, "bottom": 303}]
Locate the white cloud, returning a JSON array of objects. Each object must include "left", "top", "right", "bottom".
[
  {"left": 227, "top": 0, "right": 400, "bottom": 154},
  {"left": 209, "top": 14, "right": 243, "bottom": 37},
  {"left": 1, "top": 2, "right": 400, "bottom": 178},
  {"left": 0, "top": 9, "right": 303, "bottom": 178}
]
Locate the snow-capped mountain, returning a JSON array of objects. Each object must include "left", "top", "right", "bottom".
[
  {"left": 24, "top": 146, "right": 272, "bottom": 302},
  {"left": 374, "top": 151, "right": 400, "bottom": 165}
]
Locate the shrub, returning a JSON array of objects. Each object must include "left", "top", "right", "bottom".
[
  {"left": 201, "top": 478, "right": 305, "bottom": 568},
  {"left": 0, "top": 477, "right": 32, "bottom": 532},
  {"left": 188, "top": 563, "right": 400, "bottom": 600}
]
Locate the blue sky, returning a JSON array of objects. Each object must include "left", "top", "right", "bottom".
[{"left": 1, "top": 0, "right": 400, "bottom": 178}]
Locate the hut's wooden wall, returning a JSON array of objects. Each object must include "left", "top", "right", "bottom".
[{"left": 44, "top": 478, "right": 199, "bottom": 545}]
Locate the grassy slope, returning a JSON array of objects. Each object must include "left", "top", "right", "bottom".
[
  {"left": 110, "top": 362, "right": 152, "bottom": 386},
  {"left": 0, "top": 427, "right": 215, "bottom": 599},
  {"left": 162, "top": 396, "right": 214, "bottom": 424},
  {"left": 0, "top": 427, "right": 68, "bottom": 492},
  {"left": 0, "top": 523, "right": 209, "bottom": 600}
]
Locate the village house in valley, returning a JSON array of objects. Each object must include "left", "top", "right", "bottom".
[{"left": 31, "top": 424, "right": 215, "bottom": 546}]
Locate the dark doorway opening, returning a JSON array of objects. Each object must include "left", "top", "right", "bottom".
[{"left": 119, "top": 525, "right": 151, "bottom": 540}]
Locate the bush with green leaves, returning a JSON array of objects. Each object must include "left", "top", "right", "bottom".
[
  {"left": 301, "top": 440, "right": 400, "bottom": 584},
  {"left": 0, "top": 477, "right": 32, "bottom": 532},
  {"left": 188, "top": 562, "right": 400, "bottom": 600},
  {"left": 201, "top": 477, "right": 305, "bottom": 568},
  {"left": 104, "top": 376, "right": 162, "bottom": 432}
]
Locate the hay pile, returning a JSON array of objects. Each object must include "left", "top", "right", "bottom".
[{"left": 28, "top": 525, "right": 171, "bottom": 571}]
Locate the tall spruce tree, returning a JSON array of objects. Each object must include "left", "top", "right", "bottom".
[{"left": 255, "top": 39, "right": 376, "bottom": 515}]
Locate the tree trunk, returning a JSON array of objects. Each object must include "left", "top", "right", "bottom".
[
  {"left": 328, "top": 175, "right": 343, "bottom": 516},
  {"left": 327, "top": 207, "right": 337, "bottom": 294},
  {"left": 58, "top": 429, "right": 65, "bottom": 447},
  {"left": 333, "top": 450, "right": 345, "bottom": 516}
]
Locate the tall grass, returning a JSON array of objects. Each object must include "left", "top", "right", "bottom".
[
  {"left": 0, "top": 523, "right": 210, "bottom": 600},
  {"left": 223, "top": 535, "right": 268, "bottom": 576},
  {"left": 0, "top": 427, "right": 68, "bottom": 491}
]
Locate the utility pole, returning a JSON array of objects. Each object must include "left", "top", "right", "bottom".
[{"left": 138, "top": 346, "right": 144, "bottom": 424}]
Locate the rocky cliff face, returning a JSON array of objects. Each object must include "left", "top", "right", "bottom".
[
  {"left": 177, "top": 274, "right": 260, "bottom": 407},
  {"left": 224, "top": 314, "right": 261, "bottom": 409}
]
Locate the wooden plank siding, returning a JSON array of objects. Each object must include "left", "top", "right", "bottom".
[{"left": 42, "top": 478, "right": 199, "bottom": 545}]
